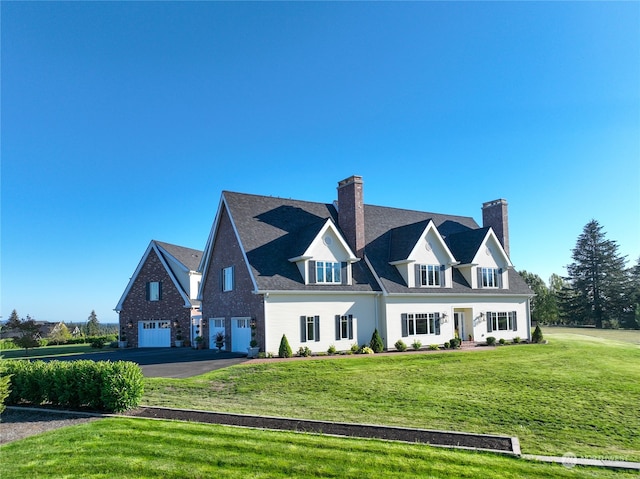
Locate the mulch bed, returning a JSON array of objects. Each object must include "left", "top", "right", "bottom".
[{"left": 124, "top": 406, "right": 518, "bottom": 454}]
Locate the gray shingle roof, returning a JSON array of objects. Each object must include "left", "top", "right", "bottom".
[
  {"left": 222, "top": 191, "right": 532, "bottom": 296},
  {"left": 155, "top": 241, "right": 203, "bottom": 272}
]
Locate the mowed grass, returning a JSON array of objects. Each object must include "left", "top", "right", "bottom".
[
  {"left": 144, "top": 336, "right": 640, "bottom": 461},
  {"left": 2, "top": 344, "right": 110, "bottom": 359},
  {"left": 0, "top": 417, "right": 635, "bottom": 479},
  {"left": 545, "top": 326, "right": 640, "bottom": 345}
]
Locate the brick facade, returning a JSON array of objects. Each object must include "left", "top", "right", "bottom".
[
  {"left": 119, "top": 249, "right": 193, "bottom": 347},
  {"left": 201, "top": 205, "right": 265, "bottom": 351},
  {"left": 337, "top": 175, "right": 365, "bottom": 257},
  {"left": 482, "top": 199, "right": 510, "bottom": 257}
]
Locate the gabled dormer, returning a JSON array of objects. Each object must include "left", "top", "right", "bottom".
[
  {"left": 447, "top": 227, "right": 512, "bottom": 290},
  {"left": 388, "top": 220, "right": 456, "bottom": 289},
  {"left": 288, "top": 219, "right": 359, "bottom": 285}
]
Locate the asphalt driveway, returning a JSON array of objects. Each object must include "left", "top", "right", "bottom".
[{"left": 40, "top": 348, "right": 249, "bottom": 378}]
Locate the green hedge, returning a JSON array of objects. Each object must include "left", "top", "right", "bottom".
[{"left": 5, "top": 360, "right": 144, "bottom": 412}]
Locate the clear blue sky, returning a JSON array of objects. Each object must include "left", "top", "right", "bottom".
[{"left": 2, "top": 2, "right": 638, "bottom": 324}]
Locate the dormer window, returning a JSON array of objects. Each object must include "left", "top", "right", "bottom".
[
  {"left": 316, "top": 261, "right": 342, "bottom": 284},
  {"left": 480, "top": 267, "right": 501, "bottom": 288},
  {"left": 419, "top": 264, "right": 442, "bottom": 287}
]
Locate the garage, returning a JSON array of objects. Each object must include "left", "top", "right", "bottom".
[
  {"left": 138, "top": 320, "right": 171, "bottom": 347},
  {"left": 231, "top": 317, "right": 252, "bottom": 353}
]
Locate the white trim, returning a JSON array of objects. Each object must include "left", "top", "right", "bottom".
[
  {"left": 114, "top": 241, "right": 192, "bottom": 312},
  {"left": 407, "top": 220, "right": 457, "bottom": 264},
  {"left": 254, "top": 289, "right": 381, "bottom": 296},
  {"left": 198, "top": 194, "right": 259, "bottom": 300},
  {"left": 364, "top": 254, "right": 388, "bottom": 295},
  {"left": 471, "top": 228, "right": 513, "bottom": 268},
  {"left": 300, "top": 219, "right": 359, "bottom": 262}
]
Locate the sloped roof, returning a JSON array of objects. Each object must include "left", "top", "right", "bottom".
[
  {"left": 155, "top": 241, "right": 203, "bottom": 272},
  {"left": 218, "top": 191, "right": 532, "bottom": 296},
  {"left": 223, "top": 192, "right": 380, "bottom": 292}
]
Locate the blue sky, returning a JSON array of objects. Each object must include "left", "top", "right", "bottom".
[{"left": 2, "top": 2, "right": 638, "bottom": 324}]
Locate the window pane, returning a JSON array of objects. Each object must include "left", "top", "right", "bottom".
[
  {"left": 333, "top": 262, "right": 341, "bottom": 283},
  {"left": 326, "top": 263, "right": 333, "bottom": 282},
  {"left": 341, "top": 316, "right": 349, "bottom": 338},
  {"left": 149, "top": 282, "right": 159, "bottom": 301},
  {"left": 316, "top": 262, "right": 324, "bottom": 283},
  {"left": 498, "top": 312, "right": 508, "bottom": 330},
  {"left": 307, "top": 317, "right": 315, "bottom": 341},
  {"left": 416, "top": 315, "right": 427, "bottom": 334},
  {"left": 421, "top": 266, "right": 427, "bottom": 286}
]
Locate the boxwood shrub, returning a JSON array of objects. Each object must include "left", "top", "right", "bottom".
[{"left": 5, "top": 360, "right": 143, "bottom": 412}]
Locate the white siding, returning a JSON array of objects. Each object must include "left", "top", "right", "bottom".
[{"left": 263, "top": 293, "right": 379, "bottom": 354}]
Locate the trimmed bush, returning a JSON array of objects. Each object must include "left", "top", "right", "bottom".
[
  {"left": 428, "top": 344, "right": 440, "bottom": 350},
  {"left": 411, "top": 340, "right": 422, "bottom": 350},
  {"left": 443, "top": 342, "right": 450, "bottom": 349},
  {"left": 532, "top": 325, "right": 544, "bottom": 344},
  {"left": 360, "top": 346, "right": 374, "bottom": 354},
  {"left": 327, "top": 344, "right": 337, "bottom": 355},
  {"left": 394, "top": 340, "right": 407, "bottom": 352},
  {"left": 278, "top": 335, "right": 292, "bottom": 358},
  {"left": 297, "top": 346, "right": 312, "bottom": 357},
  {"left": 0, "top": 356, "right": 10, "bottom": 414},
  {"left": 5, "top": 360, "right": 144, "bottom": 412},
  {"left": 498, "top": 338, "right": 507, "bottom": 345},
  {"left": 513, "top": 336, "right": 521, "bottom": 344},
  {"left": 486, "top": 336, "right": 497, "bottom": 346},
  {"left": 350, "top": 343, "right": 360, "bottom": 354},
  {"left": 449, "top": 338, "right": 461, "bottom": 349},
  {"left": 0, "top": 339, "right": 18, "bottom": 350},
  {"left": 369, "top": 329, "right": 384, "bottom": 353}
]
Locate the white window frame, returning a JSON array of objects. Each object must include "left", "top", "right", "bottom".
[
  {"left": 420, "top": 264, "right": 441, "bottom": 287},
  {"left": 481, "top": 267, "right": 499, "bottom": 288},
  {"left": 222, "top": 266, "right": 234, "bottom": 292},
  {"left": 316, "top": 261, "right": 341, "bottom": 284},
  {"left": 149, "top": 282, "right": 160, "bottom": 301},
  {"left": 402, "top": 313, "right": 441, "bottom": 336},
  {"left": 487, "top": 311, "right": 517, "bottom": 331}
]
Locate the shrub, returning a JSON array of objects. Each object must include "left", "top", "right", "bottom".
[
  {"left": 486, "top": 336, "right": 497, "bottom": 346},
  {"left": 5, "top": 360, "right": 143, "bottom": 412},
  {"left": 532, "top": 325, "right": 544, "bottom": 343},
  {"left": 498, "top": 338, "right": 507, "bottom": 345},
  {"left": 411, "top": 340, "right": 422, "bottom": 350},
  {"left": 0, "top": 339, "right": 18, "bottom": 350},
  {"left": 278, "top": 335, "right": 292, "bottom": 358},
  {"left": 443, "top": 341, "right": 450, "bottom": 349},
  {"left": 0, "top": 356, "right": 10, "bottom": 414},
  {"left": 90, "top": 338, "right": 106, "bottom": 349},
  {"left": 350, "top": 343, "right": 360, "bottom": 354},
  {"left": 513, "top": 336, "right": 521, "bottom": 344},
  {"left": 297, "top": 346, "right": 312, "bottom": 357},
  {"left": 369, "top": 328, "right": 384, "bottom": 353},
  {"left": 360, "top": 346, "right": 374, "bottom": 354},
  {"left": 327, "top": 344, "right": 337, "bottom": 355},
  {"left": 428, "top": 344, "right": 440, "bottom": 350},
  {"left": 449, "top": 338, "right": 461, "bottom": 349},
  {"left": 394, "top": 340, "right": 407, "bottom": 352}
]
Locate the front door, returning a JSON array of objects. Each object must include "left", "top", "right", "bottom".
[
  {"left": 231, "top": 317, "right": 252, "bottom": 353},
  {"left": 209, "top": 318, "right": 225, "bottom": 350}
]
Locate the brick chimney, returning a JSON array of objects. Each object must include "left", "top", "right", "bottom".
[
  {"left": 482, "top": 199, "right": 510, "bottom": 257},
  {"left": 337, "top": 175, "right": 365, "bottom": 257}
]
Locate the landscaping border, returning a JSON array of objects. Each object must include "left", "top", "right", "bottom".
[{"left": 125, "top": 406, "right": 519, "bottom": 455}]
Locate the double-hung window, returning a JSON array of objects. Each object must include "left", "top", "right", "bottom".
[
  {"left": 222, "top": 266, "right": 234, "bottom": 292},
  {"left": 419, "top": 264, "right": 442, "bottom": 287},
  {"left": 480, "top": 267, "right": 500, "bottom": 288},
  {"left": 487, "top": 311, "right": 517, "bottom": 332},
  {"left": 335, "top": 314, "right": 354, "bottom": 340},
  {"left": 401, "top": 313, "right": 441, "bottom": 336},
  {"left": 146, "top": 281, "right": 162, "bottom": 301},
  {"left": 300, "top": 316, "right": 320, "bottom": 342},
  {"left": 316, "top": 261, "right": 341, "bottom": 284}
]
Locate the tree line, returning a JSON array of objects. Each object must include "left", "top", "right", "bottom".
[{"left": 521, "top": 220, "right": 639, "bottom": 329}]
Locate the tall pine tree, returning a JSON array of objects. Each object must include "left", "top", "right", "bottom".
[
  {"left": 86, "top": 310, "right": 100, "bottom": 336},
  {"left": 566, "top": 220, "right": 628, "bottom": 328}
]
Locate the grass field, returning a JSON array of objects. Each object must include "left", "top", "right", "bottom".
[
  {"left": 0, "top": 417, "right": 635, "bottom": 479},
  {"left": 1, "top": 344, "right": 111, "bottom": 359},
  {"left": 545, "top": 326, "right": 640, "bottom": 345},
  {"left": 143, "top": 335, "right": 640, "bottom": 461}
]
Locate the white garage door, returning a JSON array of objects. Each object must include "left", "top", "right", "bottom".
[
  {"left": 231, "top": 317, "right": 252, "bottom": 353},
  {"left": 138, "top": 320, "right": 171, "bottom": 347}
]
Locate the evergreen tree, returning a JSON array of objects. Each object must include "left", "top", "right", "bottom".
[
  {"left": 86, "top": 310, "right": 100, "bottom": 336},
  {"left": 369, "top": 328, "right": 384, "bottom": 353},
  {"left": 566, "top": 220, "right": 628, "bottom": 328},
  {"left": 519, "top": 271, "right": 558, "bottom": 325},
  {"left": 278, "top": 335, "right": 292, "bottom": 358},
  {"left": 625, "top": 257, "right": 640, "bottom": 329},
  {"left": 7, "top": 314, "right": 40, "bottom": 355}
]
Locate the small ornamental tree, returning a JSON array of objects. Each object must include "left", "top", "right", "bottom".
[
  {"left": 278, "top": 334, "right": 292, "bottom": 358},
  {"left": 532, "top": 324, "right": 544, "bottom": 344},
  {"left": 7, "top": 314, "right": 40, "bottom": 356},
  {"left": 369, "top": 328, "right": 384, "bottom": 353}
]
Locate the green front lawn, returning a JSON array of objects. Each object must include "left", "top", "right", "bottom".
[
  {"left": 1, "top": 344, "right": 110, "bottom": 359},
  {"left": 144, "top": 336, "right": 640, "bottom": 461},
  {"left": 0, "top": 417, "right": 634, "bottom": 479}
]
